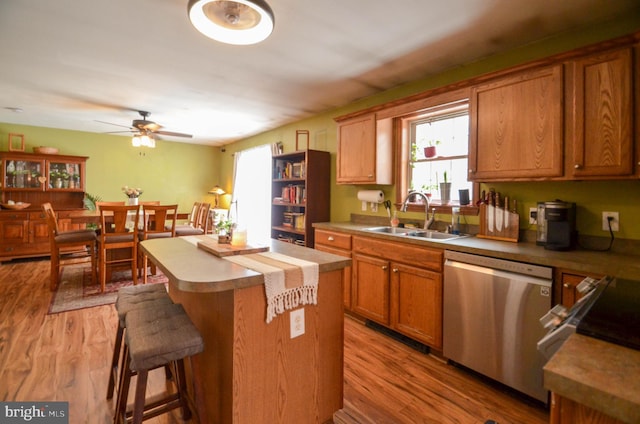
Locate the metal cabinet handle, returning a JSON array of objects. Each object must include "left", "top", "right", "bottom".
[
  {"left": 392, "top": 268, "right": 399, "bottom": 273},
  {"left": 468, "top": 169, "right": 475, "bottom": 174},
  {"left": 368, "top": 174, "right": 374, "bottom": 178},
  {"left": 327, "top": 236, "right": 334, "bottom": 241},
  {"left": 563, "top": 283, "right": 571, "bottom": 288},
  {"left": 381, "top": 265, "right": 388, "bottom": 271},
  {"left": 574, "top": 164, "right": 581, "bottom": 169}
]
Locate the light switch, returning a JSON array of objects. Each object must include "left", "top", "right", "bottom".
[{"left": 290, "top": 308, "right": 305, "bottom": 338}]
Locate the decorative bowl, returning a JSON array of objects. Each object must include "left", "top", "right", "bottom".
[
  {"left": 33, "top": 146, "right": 59, "bottom": 155},
  {"left": 1, "top": 202, "right": 31, "bottom": 210}
]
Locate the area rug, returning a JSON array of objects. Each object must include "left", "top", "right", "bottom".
[{"left": 48, "top": 264, "right": 168, "bottom": 314}]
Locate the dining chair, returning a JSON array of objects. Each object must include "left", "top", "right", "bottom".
[
  {"left": 139, "top": 204, "right": 178, "bottom": 284},
  {"left": 42, "top": 202, "right": 97, "bottom": 291},
  {"left": 96, "top": 201, "right": 125, "bottom": 212},
  {"left": 175, "top": 202, "right": 210, "bottom": 236},
  {"left": 98, "top": 205, "right": 140, "bottom": 292}
]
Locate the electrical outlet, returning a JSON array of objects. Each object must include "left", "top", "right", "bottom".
[
  {"left": 529, "top": 207, "right": 537, "bottom": 225},
  {"left": 602, "top": 211, "right": 619, "bottom": 232},
  {"left": 290, "top": 308, "right": 305, "bottom": 338}
]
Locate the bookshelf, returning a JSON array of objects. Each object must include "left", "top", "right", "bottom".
[{"left": 271, "top": 150, "right": 330, "bottom": 248}]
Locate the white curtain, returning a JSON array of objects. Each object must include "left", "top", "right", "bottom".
[{"left": 230, "top": 144, "right": 272, "bottom": 244}]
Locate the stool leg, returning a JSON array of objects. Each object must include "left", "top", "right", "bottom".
[
  {"left": 106, "top": 324, "right": 124, "bottom": 400},
  {"left": 113, "top": 345, "right": 131, "bottom": 424},
  {"left": 176, "top": 359, "right": 192, "bottom": 420},
  {"left": 132, "top": 369, "right": 148, "bottom": 424}
]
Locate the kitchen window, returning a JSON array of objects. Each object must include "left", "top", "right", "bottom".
[
  {"left": 393, "top": 90, "right": 477, "bottom": 212},
  {"left": 409, "top": 105, "right": 470, "bottom": 203}
]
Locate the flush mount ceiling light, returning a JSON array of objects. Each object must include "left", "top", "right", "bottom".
[{"left": 188, "top": 0, "right": 274, "bottom": 45}]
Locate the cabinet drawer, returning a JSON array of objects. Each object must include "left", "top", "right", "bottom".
[
  {"left": 315, "top": 229, "right": 352, "bottom": 250},
  {"left": 29, "top": 211, "right": 47, "bottom": 220},
  {"left": 353, "top": 235, "right": 443, "bottom": 272},
  {"left": 0, "top": 211, "right": 29, "bottom": 221}
]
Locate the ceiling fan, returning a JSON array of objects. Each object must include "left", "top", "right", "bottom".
[{"left": 97, "top": 111, "right": 193, "bottom": 139}]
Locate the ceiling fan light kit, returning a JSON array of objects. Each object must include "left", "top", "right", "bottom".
[
  {"left": 188, "top": 0, "right": 274, "bottom": 45},
  {"left": 131, "top": 133, "right": 156, "bottom": 148}
]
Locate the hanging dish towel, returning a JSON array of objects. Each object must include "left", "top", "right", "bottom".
[{"left": 223, "top": 251, "right": 319, "bottom": 323}]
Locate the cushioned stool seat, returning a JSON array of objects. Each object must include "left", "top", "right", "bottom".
[
  {"left": 114, "top": 303, "right": 203, "bottom": 424},
  {"left": 107, "top": 284, "right": 172, "bottom": 401}
]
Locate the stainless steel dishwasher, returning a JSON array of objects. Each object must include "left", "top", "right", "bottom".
[{"left": 443, "top": 250, "right": 552, "bottom": 403}]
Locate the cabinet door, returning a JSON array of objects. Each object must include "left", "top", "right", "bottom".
[
  {"left": 390, "top": 262, "right": 443, "bottom": 349},
  {"left": 550, "top": 393, "right": 625, "bottom": 424},
  {"left": 29, "top": 212, "right": 49, "bottom": 245},
  {"left": 336, "top": 114, "right": 377, "bottom": 184},
  {"left": 47, "top": 159, "right": 84, "bottom": 191},
  {"left": 315, "top": 243, "right": 352, "bottom": 310},
  {"left": 568, "top": 48, "right": 634, "bottom": 177},
  {"left": 2, "top": 157, "right": 45, "bottom": 189},
  {"left": 555, "top": 269, "right": 602, "bottom": 308},
  {"left": 352, "top": 253, "right": 390, "bottom": 324},
  {"left": 469, "top": 65, "right": 563, "bottom": 180},
  {"left": 0, "top": 213, "right": 29, "bottom": 251}
]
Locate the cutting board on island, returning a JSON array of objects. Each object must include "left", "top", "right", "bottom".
[{"left": 197, "top": 236, "right": 269, "bottom": 257}]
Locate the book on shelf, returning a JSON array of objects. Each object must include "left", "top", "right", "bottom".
[{"left": 281, "top": 185, "right": 305, "bottom": 204}]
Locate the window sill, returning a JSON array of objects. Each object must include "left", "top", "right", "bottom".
[{"left": 399, "top": 202, "right": 478, "bottom": 216}]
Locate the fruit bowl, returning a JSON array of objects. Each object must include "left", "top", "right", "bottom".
[
  {"left": 33, "top": 146, "right": 59, "bottom": 155},
  {"left": 1, "top": 202, "right": 31, "bottom": 210}
]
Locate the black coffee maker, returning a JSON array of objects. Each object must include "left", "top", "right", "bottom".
[{"left": 543, "top": 201, "right": 577, "bottom": 251}]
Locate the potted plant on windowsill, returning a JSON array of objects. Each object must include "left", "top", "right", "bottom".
[
  {"left": 423, "top": 139, "right": 441, "bottom": 158},
  {"left": 440, "top": 171, "right": 452, "bottom": 205}
]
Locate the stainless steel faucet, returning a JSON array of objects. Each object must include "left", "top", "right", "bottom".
[{"left": 401, "top": 191, "right": 435, "bottom": 230}]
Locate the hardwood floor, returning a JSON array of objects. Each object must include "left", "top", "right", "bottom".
[{"left": 0, "top": 259, "right": 549, "bottom": 423}]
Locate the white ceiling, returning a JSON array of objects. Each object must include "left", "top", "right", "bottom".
[{"left": 0, "top": 0, "right": 638, "bottom": 146}]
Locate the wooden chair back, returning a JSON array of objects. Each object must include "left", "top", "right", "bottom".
[
  {"left": 98, "top": 205, "right": 140, "bottom": 289},
  {"left": 141, "top": 204, "right": 178, "bottom": 239},
  {"left": 187, "top": 202, "right": 201, "bottom": 226},
  {"left": 42, "top": 202, "right": 60, "bottom": 236},
  {"left": 96, "top": 201, "right": 125, "bottom": 212},
  {"left": 195, "top": 202, "right": 211, "bottom": 231}
]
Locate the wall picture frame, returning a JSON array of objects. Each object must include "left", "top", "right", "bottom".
[{"left": 8, "top": 133, "right": 25, "bottom": 152}]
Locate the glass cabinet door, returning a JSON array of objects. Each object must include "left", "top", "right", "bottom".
[
  {"left": 47, "top": 161, "right": 83, "bottom": 191},
  {"left": 3, "top": 158, "right": 45, "bottom": 189}
]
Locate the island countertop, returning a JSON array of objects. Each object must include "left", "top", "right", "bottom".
[{"left": 139, "top": 235, "right": 352, "bottom": 293}]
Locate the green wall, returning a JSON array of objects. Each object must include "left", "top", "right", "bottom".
[
  {"left": 0, "top": 123, "right": 220, "bottom": 212},
  {"left": 223, "top": 12, "right": 640, "bottom": 241}
]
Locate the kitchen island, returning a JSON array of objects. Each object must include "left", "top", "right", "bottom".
[{"left": 139, "top": 235, "right": 351, "bottom": 424}]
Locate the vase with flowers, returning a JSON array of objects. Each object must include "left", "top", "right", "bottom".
[{"left": 122, "top": 186, "right": 143, "bottom": 205}]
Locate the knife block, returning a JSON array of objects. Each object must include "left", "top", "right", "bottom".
[{"left": 477, "top": 204, "right": 520, "bottom": 242}]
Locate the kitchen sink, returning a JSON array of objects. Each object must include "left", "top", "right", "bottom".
[{"left": 363, "top": 227, "right": 470, "bottom": 241}]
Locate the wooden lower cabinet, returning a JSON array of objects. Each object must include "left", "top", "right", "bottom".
[
  {"left": 554, "top": 268, "right": 603, "bottom": 307},
  {"left": 352, "top": 235, "right": 444, "bottom": 349},
  {"left": 390, "top": 261, "right": 442, "bottom": 348},
  {"left": 550, "top": 393, "right": 625, "bottom": 424},
  {"left": 314, "top": 229, "right": 352, "bottom": 309},
  {"left": 352, "top": 253, "right": 390, "bottom": 324},
  {"left": 0, "top": 211, "right": 49, "bottom": 260}
]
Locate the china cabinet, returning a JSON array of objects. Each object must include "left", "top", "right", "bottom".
[
  {"left": 0, "top": 151, "right": 88, "bottom": 261},
  {"left": 271, "top": 150, "right": 330, "bottom": 248}
]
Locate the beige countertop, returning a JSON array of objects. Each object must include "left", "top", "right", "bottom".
[
  {"left": 313, "top": 221, "right": 640, "bottom": 280},
  {"left": 544, "top": 334, "right": 640, "bottom": 424},
  {"left": 139, "top": 235, "right": 352, "bottom": 293}
]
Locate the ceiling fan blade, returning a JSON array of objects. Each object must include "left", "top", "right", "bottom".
[
  {"left": 95, "top": 120, "right": 134, "bottom": 129},
  {"left": 154, "top": 130, "right": 193, "bottom": 138},
  {"left": 104, "top": 130, "right": 134, "bottom": 134}
]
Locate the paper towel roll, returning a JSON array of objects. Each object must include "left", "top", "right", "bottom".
[{"left": 357, "top": 190, "right": 384, "bottom": 203}]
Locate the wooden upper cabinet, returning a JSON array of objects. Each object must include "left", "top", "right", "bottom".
[
  {"left": 336, "top": 113, "right": 392, "bottom": 184},
  {"left": 567, "top": 47, "right": 634, "bottom": 178},
  {"left": 469, "top": 65, "right": 564, "bottom": 181}
]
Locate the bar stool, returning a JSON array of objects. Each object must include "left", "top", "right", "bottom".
[
  {"left": 106, "top": 284, "right": 173, "bottom": 401},
  {"left": 114, "top": 303, "right": 204, "bottom": 424}
]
